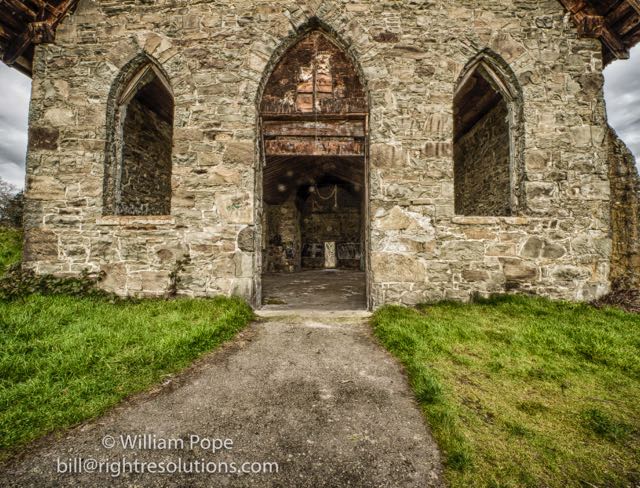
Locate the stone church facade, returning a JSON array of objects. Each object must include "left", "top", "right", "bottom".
[{"left": 15, "top": 0, "right": 640, "bottom": 308}]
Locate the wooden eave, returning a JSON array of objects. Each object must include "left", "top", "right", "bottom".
[
  {"left": 0, "top": 0, "right": 79, "bottom": 76},
  {"left": 558, "top": 0, "right": 640, "bottom": 64},
  {"left": 0, "top": 1, "right": 639, "bottom": 77}
]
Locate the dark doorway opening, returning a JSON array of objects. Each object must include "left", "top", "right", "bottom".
[{"left": 259, "top": 29, "right": 368, "bottom": 310}]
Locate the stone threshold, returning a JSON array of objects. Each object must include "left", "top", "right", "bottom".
[{"left": 256, "top": 309, "right": 372, "bottom": 320}]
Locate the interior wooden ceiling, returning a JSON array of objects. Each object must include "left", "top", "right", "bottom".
[
  {"left": 454, "top": 70, "right": 504, "bottom": 141},
  {"left": 0, "top": 0, "right": 79, "bottom": 76},
  {"left": 264, "top": 155, "right": 364, "bottom": 205}
]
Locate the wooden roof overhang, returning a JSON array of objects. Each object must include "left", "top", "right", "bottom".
[
  {"left": 0, "top": 1, "right": 638, "bottom": 76},
  {"left": 0, "top": 0, "right": 78, "bottom": 76},
  {"left": 558, "top": 0, "right": 640, "bottom": 64}
]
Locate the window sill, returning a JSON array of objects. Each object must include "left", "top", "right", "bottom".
[
  {"left": 96, "top": 215, "right": 176, "bottom": 227},
  {"left": 451, "top": 216, "right": 530, "bottom": 226}
]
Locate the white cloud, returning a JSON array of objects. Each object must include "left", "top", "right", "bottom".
[
  {"left": 604, "top": 45, "right": 640, "bottom": 169},
  {"left": 0, "top": 62, "right": 30, "bottom": 188}
]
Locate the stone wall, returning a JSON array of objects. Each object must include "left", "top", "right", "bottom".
[
  {"left": 301, "top": 184, "right": 362, "bottom": 269},
  {"left": 608, "top": 128, "right": 640, "bottom": 289},
  {"left": 22, "top": 0, "right": 614, "bottom": 306},
  {"left": 118, "top": 97, "right": 173, "bottom": 216},
  {"left": 454, "top": 100, "right": 511, "bottom": 216},
  {"left": 264, "top": 197, "right": 301, "bottom": 273}
]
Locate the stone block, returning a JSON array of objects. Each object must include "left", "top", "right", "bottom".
[
  {"left": 43, "top": 107, "right": 74, "bottom": 127},
  {"left": 440, "top": 241, "right": 484, "bottom": 261},
  {"left": 223, "top": 141, "right": 254, "bottom": 166},
  {"left": 551, "top": 265, "right": 590, "bottom": 281},
  {"left": 29, "top": 127, "right": 60, "bottom": 150},
  {"left": 23, "top": 229, "right": 58, "bottom": 261},
  {"left": 100, "top": 263, "right": 127, "bottom": 293},
  {"left": 370, "top": 144, "right": 408, "bottom": 169},
  {"left": 371, "top": 253, "right": 427, "bottom": 283},
  {"left": 216, "top": 193, "right": 253, "bottom": 224},
  {"left": 28, "top": 176, "right": 66, "bottom": 201},
  {"left": 521, "top": 237, "right": 544, "bottom": 258},
  {"left": 237, "top": 226, "right": 255, "bottom": 252},
  {"left": 500, "top": 258, "right": 538, "bottom": 281},
  {"left": 140, "top": 271, "right": 169, "bottom": 294},
  {"left": 234, "top": 252, "right": 254, "bottom": 278},
  {"left": 462, "top": 269, "right": 490, "bottom": 282}
]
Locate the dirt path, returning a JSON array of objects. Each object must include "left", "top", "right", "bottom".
[{"left": 0, "top": 312, "right": 443, "bottom": 487}]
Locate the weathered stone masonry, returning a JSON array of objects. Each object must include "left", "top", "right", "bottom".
[
  {"left": 20, "top": 0, "right": 639, "bottom": 307},
  {"left": 609, "top": 128, "right": 640, "bottom": 289},
  {"left": 454, "top": 101, "right": 510, "bottom": 216},
  {"left": 119, "top": 97, "right": 173, "bottom": 216}
]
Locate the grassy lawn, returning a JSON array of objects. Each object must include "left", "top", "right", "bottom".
[
  {"left": 0, "top": 226, "right": 21, "bottom": 274},
  {"left": 0, "top": 295, "right": 254, "bottom": 457},
  {"left": 373, "top": 296, "right": 639, "bottom": 488}
]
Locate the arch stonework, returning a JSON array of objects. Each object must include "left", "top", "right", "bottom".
[
  {"left": 453, "top": 49, "right": 525, "bottom": 216},
  {"left": 103, "top": 54, "right": 175, "bottom": 216}
]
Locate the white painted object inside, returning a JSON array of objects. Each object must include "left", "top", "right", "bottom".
[{"left": 325, "top": 242, "right": 337, "bottom": 269}]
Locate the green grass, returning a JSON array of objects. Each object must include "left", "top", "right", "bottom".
[
  {"left": 0, "top": 295, "right": 254, "bottom": 456},
  {"left": 372, "top": 295, "right": 640, "bottom": 487},
  {"left": 0, "top": 226, "right": 22, "bottom": 274}
]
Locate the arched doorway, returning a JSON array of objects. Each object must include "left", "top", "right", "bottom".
[{"left": 258, "top": 29, "right": 369, "bottom": 310}]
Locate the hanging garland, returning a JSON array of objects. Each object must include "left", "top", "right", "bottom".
[{"left": 312, "top": 184, "right": 338, "bottom": 209}]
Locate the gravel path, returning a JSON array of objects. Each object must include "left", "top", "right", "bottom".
[{"left": 0, "top": 312, "right": 443, "bottom": 487}]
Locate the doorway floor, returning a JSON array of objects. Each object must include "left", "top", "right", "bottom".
[{"left": 262, "top": 269, "right": 366, "bottom": 311}]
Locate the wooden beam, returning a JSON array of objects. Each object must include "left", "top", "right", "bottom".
[
  {"left": 0, "top": 22, "right": 16, "bottom": 40},
  {"left": 598, "top": 20, "right": 630, "bottom": 58},
  {"left": 3, "top": 0, "right": 79, "bottom": 66},
  {"left": 557, "top": 0, "right": 630, "bottom": 61},
  {"left": 558, "top": 0, "right": 587, "bottom": 15},
  {"left": 626, "top": 0, "right": 640, "bottom": 15},
  {"left": 617, "top": 9, "right": 640, "bottom": 36},
  {"left": 263, "top": 120, "right": 366, "bottom": 138},
  {"left": 13, "top": 53, "right": 32, "bottom": 76},
  {"left": 47, "top": 0, "right": 81, "bottom": 29},
  {"left": 4, "top": 0, "right": 38, "bottom": 20},
  {"left": 577, "top": 14, "right": 605, "bottom": 37},
  {"left": 606, "top": 2, "right": 633, "bottom": 26},
  {"left": 265, "top": 139, "right": 365, "bottom": 157}
]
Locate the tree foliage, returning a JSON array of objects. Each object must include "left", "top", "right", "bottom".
[{"left": 0, "top": 178, "right": 23, "bottom": 228}]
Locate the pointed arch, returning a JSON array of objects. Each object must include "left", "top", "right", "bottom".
[
  {"left": 259, "top": 22, "right": 368, "bottom": 117},
  {"left": 453, "top": 49, "right": 525, "bottom": 216},
  {"left": 256, "top": 16, "right": 370, "bottom": 111},
  {"left": 103, "top": 53, "right": 175, "bottom": 216}
]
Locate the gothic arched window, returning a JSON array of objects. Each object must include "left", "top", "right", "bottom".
[
  {"left": 103, "top": 59, "right": 174, "bottom": 216},
  {"left": 453, "top": 51, "right": 524, "bottom": 216}
]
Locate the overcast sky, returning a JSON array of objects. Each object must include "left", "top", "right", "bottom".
[
  {"left": 0, "top": 46, "right": 639, "bottom": 189},
  {"left": 0, "top": 62, "right": 30, "bottom": 188},
  {"left": 604, "top": 45, "right": 640, "bottom": 162}
]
